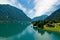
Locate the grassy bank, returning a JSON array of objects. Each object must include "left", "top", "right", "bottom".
[{"left": 44, "top": 23, "right": 60, "bottom": 32}]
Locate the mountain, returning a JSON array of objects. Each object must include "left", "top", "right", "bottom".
[
  {"left": 0, "top": 4, "right": 31, "bottom": 22},
  {"left": 0, "top": 4, "right": 31, "bottom": 37},
  {"left": 46, "top": 8, "right": 60, "bottom": 21},
  {"left": 32, "top": 15, "right": 48, "bottom": 21}
]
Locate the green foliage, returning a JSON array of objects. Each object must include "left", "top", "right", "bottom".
[
  {"left": 44, "top": 23, "right": 60, "bottom": 32},
  {"left": 33, "top": 20, "right": 44, "bottom": 29}
]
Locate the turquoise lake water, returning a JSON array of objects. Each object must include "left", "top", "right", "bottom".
[{"left": 0, "top": 23, "right": 60, "bottom": 40}]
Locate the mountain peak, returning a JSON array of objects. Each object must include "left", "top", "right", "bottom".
[
  {"left": 0, "top": 4, "right": 31, "bottom": 22},
  {"left": 46, "top": 8, "right": 60, "bottom": 21}
]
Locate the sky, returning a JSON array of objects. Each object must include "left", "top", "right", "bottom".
[{"left": 0, "top": 0, "right": 60, "bottom": 19}]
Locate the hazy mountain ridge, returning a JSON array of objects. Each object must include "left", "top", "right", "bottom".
[{"left": 32, "top": 15, "right": 48, "bottom": 21}]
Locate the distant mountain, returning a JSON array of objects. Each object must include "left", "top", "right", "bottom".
[
  {"left": 0, "top": 4, "right": 31, "bottom": 22},
  {"left": 46, "top": 8, "right": 60, "bottom": 21},
  {"left": 32, "top": 15, "right": 48, "bottom": 21}
]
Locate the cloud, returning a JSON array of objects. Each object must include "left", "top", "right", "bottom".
[
  {"left": 8, "top": 0, "right": 27, "bottom": 13},
  {"left": 28, "top": 0, "right": 59, "bottom": 18},
  {"left": 0, "top": 0, "right": 59, "bottom": 19},
  {"left": 17, "top": 3, "right": 27, "bottom": 12},
  {"left": 32, "top": 0, "right": 58, "bottom": 18},
  {"left": 7, "top": 0, "right": 35, "bottom": 18},
  {"left": 0, "top": 0, "right": 33, "bottom": 18},
  {"left": 17, "top": 0, "right": 35, "bottom": 10},
  {"left": 0, "top": 0, "right": 27, "bottom": 14},
  {"left": 0, "top": 0, "right": 9, "bottom": 4}
]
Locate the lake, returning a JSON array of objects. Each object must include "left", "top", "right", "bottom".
[{"left": 0, "top": 22, "right": 60, "bottom": 40}]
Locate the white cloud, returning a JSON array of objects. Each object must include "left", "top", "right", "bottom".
[
  {"left": 28, "top": 0, "right": 59, "bottom": 18},
  {"left": 7, "top": 0, "right": 27, "bottom": 13},
  {"left": 32, "top": 0, "right": 58, "bottom": 18},
  {"left": 0, "top": 0, "right": 59, "bottom": 19},
  {"left": 56, "top": 0, "right": 60, "bottom": 5},
  {"left": 0, "top": 0, "right": 27, "bottom": 14},
  {"left": 0, "top": 0, "right": 9, "bottom": 4},
  {"left": 16, "top": 3, "right": 27, "bottom": 12},
  {"left": 28, "top": 8, "right": 36, "bottom": 18}
]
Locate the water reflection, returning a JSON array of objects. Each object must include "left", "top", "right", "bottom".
[
  {"left": 38, "top": 29, "right": 45, "bottom": 35},
  {"left": 6, "top": 24, "right": 35, "bottom": 40},
  {"left": 33, "top": 27, "right": 60, "bottom": 40},
  {"left": 0, "top": 24, "right": 60, "bottom": 40},
  {"left": 0, "top": 22, "right": 30, "bottom": 37},
  {"left": 33, "top": 27, "right": 46, "bottom": 35}
]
